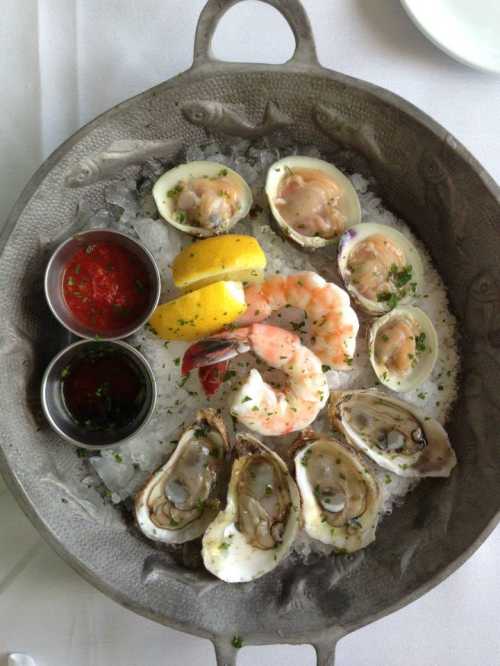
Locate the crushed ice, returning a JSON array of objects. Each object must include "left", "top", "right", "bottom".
[{"left": 68, "top": 140, "right": 459, "bottom": 559}]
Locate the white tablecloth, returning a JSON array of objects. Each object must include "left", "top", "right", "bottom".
[{"left": 1, "top": 2, "right": 499, "bottom": 665}]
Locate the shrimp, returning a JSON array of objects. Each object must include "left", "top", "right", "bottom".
[
  {"left": 182, "top": 323, "right": 329, "bottom": 437},
  {"left": 237, "top": 272, "right": 359, "bottom": 371}
]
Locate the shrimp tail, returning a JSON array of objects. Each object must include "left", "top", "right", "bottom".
[
  {"left": 198, "top": 361, "right": 229, "bottom": 396},
  {"left": 182, "top": 332, "right": 251, "bottom": 375}
]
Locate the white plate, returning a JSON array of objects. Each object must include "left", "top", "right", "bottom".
[{"left": 401, "top": 0, "right": 500, "bottom": 73}]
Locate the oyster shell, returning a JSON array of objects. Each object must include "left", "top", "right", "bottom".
[
  {"left": 369, "top": 306, "right": 438, "bottom": 392},
  {"left": 293, "top": 430, "right": 382, "bottom": 553},
  {"left": 265, "top": 156, "right": 361, "bottom": 248},
  {"left": 329, "top": 389, "right": 457, "bottom": 478},
  {"left": 153, "top": 161, "right": 252, "bottom": 237},
  {"left": 202, "top": 434, "right": 300, "bottom": 583},
  {"left": 338, "top": 223, "right": 424, "bottom": 314},
  {"left": 134, "top": 409, "right": 230, "bottom": 544}
]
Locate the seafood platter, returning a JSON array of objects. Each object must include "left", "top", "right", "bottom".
[{"left": 0, "top": 1, "right": 498, "bottom": 664}]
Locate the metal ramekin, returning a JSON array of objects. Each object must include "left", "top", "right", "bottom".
[
  {"left": 41, "top": 339, "right": 157, "bottom": 450},
  {"left": 44, "top": 229, "right": 161, "bottom": 340}
]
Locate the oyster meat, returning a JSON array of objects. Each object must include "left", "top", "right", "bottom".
[
  {"left": 202, "top": 434, "right": 300, "bottom": 582},
  {"left": 329, "top": 389, "right": 457, "bottom": 478},
  {"left": 153, "top": 161, "right": 252, "bottom": 237},
  {"left": 135, "top": 409, "right": 230, "bottom": 543},
  {"left": 265, "top": 156, "right": 361, "bottom": 248},
  {"left": 338, "top": 223, "right": 423, "bottom": 314},
  {"left": 293, "top": 431, "right": 382, "bottom": 553},
  {"left": 369, "top": 306, "right": 438, "bottom": 392}
]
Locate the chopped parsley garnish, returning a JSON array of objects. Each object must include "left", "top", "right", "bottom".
[
  {"left": 231, "top": 635, "right": 243, "bottom": 649},
  {"left": 218, "top": 168, "right": 228, "bottom": 177},
  {"left": 219, "top": 541, "right": 231, "bottom": 551},
  {"left": 389, "top": 263, "right": 413, "bottom": 288},
  {"left": 415, "top": 332, "right": 426, "bottom": 352},
  {"left": 322, "top": 364, "right": 331, "bottom": 373},
  {"left": 223, "top": 370, "right": 237, "bottom": 382},
  {"left": 174, "top": 357, "right": 181, "bottom": 366},
  {"left": 241, "top": 395, "right": 252, "bottom": 403},
  {"left": 76, "top": 448, "right": 89, "bottom": 459},
  {"left": 167, "top": 184, "right": 183, "bottom": 198},
  {"left": 113, "top": 452, "right": 123, "bottom": 463},
  {"left": 377, "top": 291, "right": 399, "bottom": 310}
]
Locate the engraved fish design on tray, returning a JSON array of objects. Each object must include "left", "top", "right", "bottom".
[
  {"left": 463, "top": 270, "right": 500, "bottom": 469},
  {"left": 65, "top": 139, "right": 182, "bottom": 188},
  {"left": 181, "top": 100, "right": 291, "bottom": 138},
  {"left": 313, "top": 103, "right": 383, "bottom": 163}
]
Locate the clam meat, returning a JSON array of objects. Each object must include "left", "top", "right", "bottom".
[
  {"left": 153, "top": 161, "right": 253, "bottom": 237},
  {"left": 265, "top": 156, "right": 361, "bottom": 248}
]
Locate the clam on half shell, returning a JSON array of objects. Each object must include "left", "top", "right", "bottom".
[
  {"left": 265, "top": 156, "right": 361, "bottom": 248},
  {"left": 153, "top": 161, "right": 253, "bottom": 237},
  {"left": 202, "top": 434, "right": 301, "bottom": 583},
  {"left": 134, "top": 409, "right": 230, "bottom": 544},
  {"left": 369, "top": 305, "right": 439, "bottom": 392},
  {"left": 338, "top": 223, "right": 424, "bottom": 315},
  {"left": 329, "top": 389, "right": 457, "bottom": 478},
  {"left": 293, "top": 431, "right": 382, "bottom": 553}
]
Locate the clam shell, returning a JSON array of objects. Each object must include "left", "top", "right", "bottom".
[
  {"left": 338, "top": 222, "right": 424, "bottom": 314},
  {"left": 368, "top": 305, "right": 439, "bottom": 392},
  {"left": 153, "top": 161, "right": 252, "bottom": 237},
  {"left": 265, "top": 156, "right": 361, "bottom": 248}
]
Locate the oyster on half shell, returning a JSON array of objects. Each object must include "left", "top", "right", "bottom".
[
  {"left": 135, "top": 409, "right": 230, "bottom": 544},
  {"left": 293, "top": 430, "right": 382, "bottom": 553},
  {"left": 265, "top": 156, "right": 361, "bottom": 248},
  {"left": 202, "top": 434, "right": 301, "bottom": 583},
  {"left": 329, "top": 389, "right": 457, "bottom": 478},
  {"left": 153, "top": 161, "right": 253, "bottom": 237}
]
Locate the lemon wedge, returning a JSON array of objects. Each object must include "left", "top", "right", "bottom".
[
  {"left": 172, "top": 235, "right": 267, "bottom": 290},
  {"left": 149, "top": 281, "right": 246, "bottom": 341}
]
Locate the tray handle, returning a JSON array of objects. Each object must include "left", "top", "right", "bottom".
[
  {"left": 192, "top": 0, "right": 319, "bottom": 69},
  {"left": 211, "top": 636, "right": 340, "bottom": 665}
]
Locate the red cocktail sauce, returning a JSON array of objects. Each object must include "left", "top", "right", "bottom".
[{"left": 63, "top": 241, "right": 150, "bottom": 334}]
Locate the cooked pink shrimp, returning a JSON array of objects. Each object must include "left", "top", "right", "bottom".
[
  {"left": 237, "top": 272, "right": 359, "bottom": 371},
  {"left": 182, "top": 323, "right": 329, "bottom": 437}
]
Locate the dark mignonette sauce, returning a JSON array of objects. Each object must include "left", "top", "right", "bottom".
[{"left": 61, "top": 348, "right": 146, "bottom": 431}]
